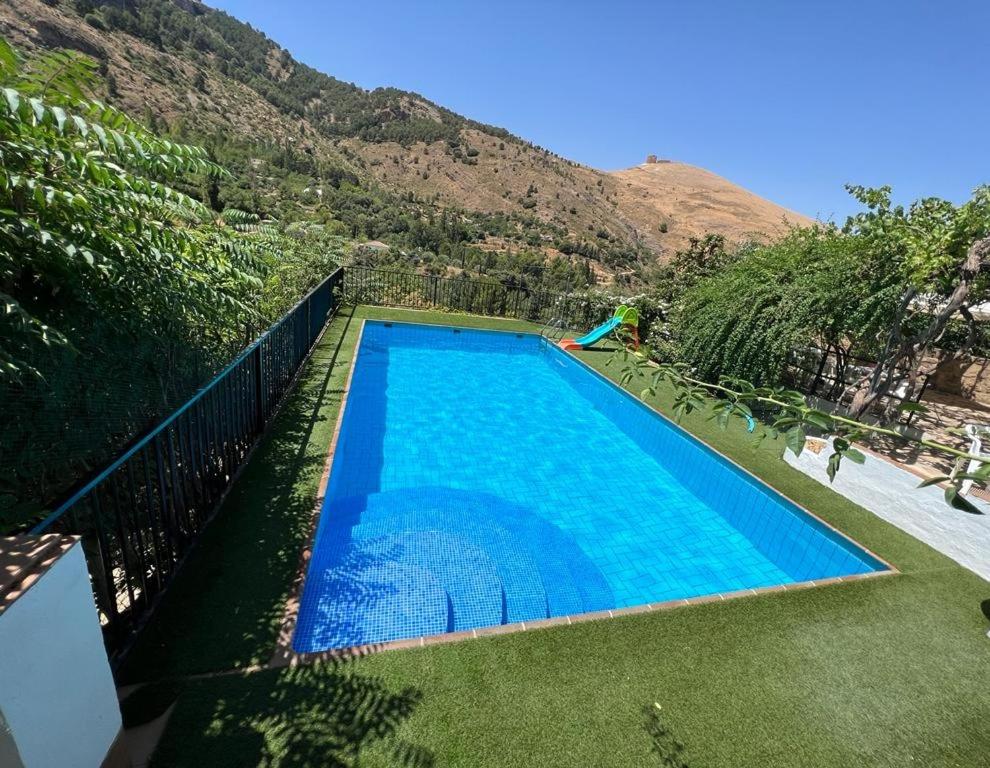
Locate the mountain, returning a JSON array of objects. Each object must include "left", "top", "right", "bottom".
[
  {"left": 608, "top": 161, "right": 813, "bottom": 254},
  {"left": 0, "top": 0, "right": 813, "bottom": 287}
]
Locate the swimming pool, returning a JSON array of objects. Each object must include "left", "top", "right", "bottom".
[{"left": 293, "top": 321, "right": 888, "bottom": 652}]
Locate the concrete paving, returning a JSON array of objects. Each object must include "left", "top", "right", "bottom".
[{"left": 784, "top": 440, "right": 990, "bottom": 582}]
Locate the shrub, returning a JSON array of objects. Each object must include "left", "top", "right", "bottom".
[
  {"left": 673, "top": 228, "right": 899, "bottom": 384},
  {"left": 84, "top": 12, "right": 107, "bottom": 30}
]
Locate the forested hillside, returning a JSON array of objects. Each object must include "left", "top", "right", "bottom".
[
  {"left": 0, "top": 0, "right": 637, "bottom": 289},
  {"left": 1, "top": 0, "right": 808, "bottom": 289}
]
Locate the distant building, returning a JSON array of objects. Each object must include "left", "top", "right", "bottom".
[{"left": 646, "top": 154, "right": 658, "bottom": 164}]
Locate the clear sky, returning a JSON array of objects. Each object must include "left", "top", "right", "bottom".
[{"left": 209, "top": 0, "right": 989, "bottom": 221}]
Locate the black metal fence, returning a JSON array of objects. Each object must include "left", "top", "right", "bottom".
[
  {"left": 343, "top": 266, "right": 608, "bottom": 331},
  {"left": 28, "top": 265, "right": 609, "bottom": 664},
  {"left": 785, "top": 343, "right": 930, "bottom": 424},
  {"left": 31, "top": 268, "right": 344, "bottom": 664}
]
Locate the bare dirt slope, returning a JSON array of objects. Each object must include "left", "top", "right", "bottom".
[{"left": 610, "top": 162, "right": 815, "bottom": 255}]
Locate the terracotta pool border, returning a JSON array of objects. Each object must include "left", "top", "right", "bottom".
[
  {"left": 271, "top": 317, "right": 898, "bottom": 669},
  {"left": 276, "top": 571, "right": 895, "bottom": 666},
  {"left": 271, "top": 319, "right": 366, "bottom": 669}
]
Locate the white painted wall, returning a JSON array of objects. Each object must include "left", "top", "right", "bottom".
[{"left": 0, "top": 542, "right": 122, "bottom": 768}]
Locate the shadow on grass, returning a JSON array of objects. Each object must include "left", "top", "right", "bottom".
[
  {"left": 121, "top": 308, "right": 359, "bottom": 681},
  {"left": 644, "top": 703, "right": 690, "bottom": 768},
  {"left": 125, "top": 660, "right": 432, "bottom": 767}
]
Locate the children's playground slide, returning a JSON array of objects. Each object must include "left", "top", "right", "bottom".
[{"left": 557, "top": 306, "right": 639, "bottom": 351}]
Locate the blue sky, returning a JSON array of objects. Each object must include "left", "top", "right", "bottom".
[{"left": 210, "top": 0, "right": 989, "bottom": 221}]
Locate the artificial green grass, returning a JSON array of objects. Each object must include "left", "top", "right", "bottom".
[{"left": 122, "top": 306, "right": 990, "bottom": 767}]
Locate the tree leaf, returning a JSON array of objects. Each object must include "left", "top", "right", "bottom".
[
  {"left": 785, "top": 425, "right": 806, "bottom": 457},
  {"left": 826, "top": 451, "right": 841, "bottom": 482},
  {"left": 842, "top": 447, "right": 866, "bottom": 464},
  {"left": 0, "top": 38, "right": 17, "bottom": 78},
  {"left": 2, "top": 86, "right": 19, "bottom": 113},
  {"left": 803, "top": 410, "right": 833, "bottom": 430},
  {"left": 944, "top": 486, "right": 983, "bottom": 515}
]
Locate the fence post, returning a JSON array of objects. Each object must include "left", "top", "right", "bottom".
[
  {"left": 809, "top": 344, "right": 829, "bottom": 396},
  {"left": 306, "top": 293, "right": 313, "bottom": 346},
  {"left": 253, "top": 343, "right": 265, "bottom": 432}
]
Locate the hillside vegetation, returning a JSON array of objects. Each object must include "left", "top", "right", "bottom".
[{"left": 1, "top": 0, "right": 810, "bottom": 288}]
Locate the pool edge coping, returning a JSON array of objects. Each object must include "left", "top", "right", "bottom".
[
  {"left": 270, "top": 319, "right": 367, "bottom": 670},
  {"left": 270, "top": 317, "right": 899, "bottom": 669},
  {"left": 273, "top": 571, "right": 897, "bottom": 668},
  {"left": 547, "top": 336, "right": 898, "bottom": 576}
]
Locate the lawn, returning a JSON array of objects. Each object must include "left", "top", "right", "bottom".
[{"left": 121, "top": 306, "right": 990, "bottom": 767}]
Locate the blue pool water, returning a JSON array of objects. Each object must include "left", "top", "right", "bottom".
[{"left": 293, "top": 321, "right": 886, "bottom": 652}]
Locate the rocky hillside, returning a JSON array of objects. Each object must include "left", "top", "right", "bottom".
[
  {"left": 1, "top": 0, "right": 813, "bottom": 285},
  {"left": 609, "top": 161, "right": 812, "bottom": 253}
]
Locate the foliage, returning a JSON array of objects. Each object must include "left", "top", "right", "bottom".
[
  {"left": 641, "top": 234, "right": 735, "bottom": 359},
  {"left": 0, "top": 38, "right": 344, "bottom": 529},
  {"left": 671, "top": 227, "right": 900, "bottom": 385},
  {"left": 345, "top": 210, "right": 598, "bottom": 293},
  {"left": 841, "top": 185, "right": 990, "bottom": 416},
  {"left": 571, "top": 287, "right": 668, "bottom": 342},
  {"left": 644, "top": 703, "right": 690, "bottom": 768},
  {"left": 162, "top": 126, "right": 631, "bottom": 293},
  {"left": 616, "top": 188, "right": 990, "bottom": 511},
  {"left": 845, "top": 184, "right": 990, "bottom": 293},
  {"left": 657, "top": 234, "right": 735, "bottom": 301},
  {"left": 0, "top": 39, "right": 270, "bottom": 370}
]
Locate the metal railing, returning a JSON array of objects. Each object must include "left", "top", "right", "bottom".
[
  {"left": 29, "top": 264, "right": 606, "bottom": 664},
  {"left": 31, "top": 268, "right": 344, "bottom": 664},
  {"left": 343, "top": 266, "right": 607, "bottom": 331},
  {"left": 784, "top": 343, "right": 930, "bottom": 424}
]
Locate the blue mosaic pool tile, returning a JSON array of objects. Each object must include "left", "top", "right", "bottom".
[
  {"left": 294, "top": 562, "right": 448, "bottom": 652},
  {"left": 292, "top": 322, "right": 887, "bottom": 652}
]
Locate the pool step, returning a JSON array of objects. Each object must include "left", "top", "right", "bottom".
[
  {"left": 335, "top": 487, "right": 612, "bottom": 617},
  {"left": 298, "top": 486, "right": 618, "bottom": 649},
  {"left": 351, "top": 507, "right": 549, "bottom": 623},
  {"left": 293, "top": 562, "right": 449, "bottom": 652},
  {"left": 350, "top": 531, "right": 504, "bottom": 632}
]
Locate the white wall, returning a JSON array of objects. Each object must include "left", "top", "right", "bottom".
[{"left": 0, "top": 542, "right": 122, "bottom": 768}]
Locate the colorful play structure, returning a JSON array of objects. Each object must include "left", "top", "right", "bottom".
[{"left": 557, "top": 305, "right": 640, "bottom": 351}]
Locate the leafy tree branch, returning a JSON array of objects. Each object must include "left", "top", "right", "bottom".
[{"left": 611, "top": 349, "right": 989, "bottom": 514}]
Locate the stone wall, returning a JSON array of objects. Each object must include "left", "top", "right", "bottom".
[{"left": 929, "top": 353, "right": 990, "bottom": 405}]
